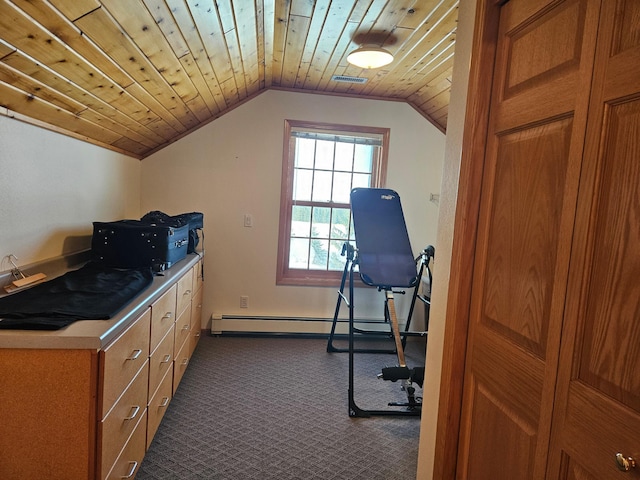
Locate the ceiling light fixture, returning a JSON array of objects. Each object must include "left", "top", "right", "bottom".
[{"left": 346, "top": 45, "right": 394, "bottom": 69}]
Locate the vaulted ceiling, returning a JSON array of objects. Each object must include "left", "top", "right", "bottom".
[{"left": 0, "top": 0, "right": 458, "bottom": 159}]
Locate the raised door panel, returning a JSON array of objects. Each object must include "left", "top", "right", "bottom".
[
  {"left": 548, "top": 1, "right": 640, "bottom": 475},
  {"left": 456, "top": 1, "right": 600, "bottom": 479},
  {"left": 559, "top": 454, "right": 602, "bottom": 480},
  {"left": 481, "top": 118, "right": 572, "bottom": 358},
  {"left": 466, "top": 380, "right": 538, "bottom": 479},
  {"left": 494, "top": 0, "right": 599, "bottom": 132}
]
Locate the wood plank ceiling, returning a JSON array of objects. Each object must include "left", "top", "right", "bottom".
[{"left": 0, "top": 0, "right": 458, "bottom": 159}]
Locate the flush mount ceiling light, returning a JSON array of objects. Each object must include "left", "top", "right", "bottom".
[{"left": 347, "top": 45, "right": 394, "bottom": 69}]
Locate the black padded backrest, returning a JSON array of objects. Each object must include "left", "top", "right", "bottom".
[{"left": 351, "top": 188, "right": 418, "bottom": 288}]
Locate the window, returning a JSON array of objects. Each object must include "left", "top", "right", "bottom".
[{"left": 277, "top": 120, "right": 389, "bottom": 286}]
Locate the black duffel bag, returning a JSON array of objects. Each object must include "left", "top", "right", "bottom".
[
  {"left": 141, "top": 211, "right": 204, "bottom": 254},
  {"left": 92, "top": 220, "right": 189, "bottom": 271}
]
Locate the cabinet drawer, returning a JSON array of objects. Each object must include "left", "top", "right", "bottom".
[
  {"left": 176, "top": 271, "right": 193, "bottom": 317},
  {"left": 150, "top": 284, "right": 176, "bottom": 352},
  {"left": 192, "top": 259, "right": 204, "bottom": 294},
  {"left": 173, "top": 337, "right": 190, "bottom": 394},
  {"left": 104, "top": 410, "right": 147, "bottom": 480},
  {"left": 174, "top": 303, "right": 192, "bottom": 354},
  {"left": 191, "top": 287, "right": 203, "bottom": 331},
  {"left": 147, "top": 367, "right": 173, "bottom": 448},
  {"left": 100, "top": 309, "right": 151, "bottom": 417},
  {"left": 149, "top": 324, "right": 174, "bottom": 399},
  {"left": 190, "top": 321, "right": 201, "bottom": 358},
  {"left": 190, "top": 288, "right": 203, "bottom": 356},
  {"left": 99, "top": 362, "right": 148, "bottom": 477}
]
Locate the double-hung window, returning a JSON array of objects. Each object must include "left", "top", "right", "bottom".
[{"left": 277, "top": 120, "right": 389, "bottom": 286}]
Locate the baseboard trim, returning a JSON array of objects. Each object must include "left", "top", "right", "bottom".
[{"left": 210, "top": 315, "right": 401, "bottom": 336}]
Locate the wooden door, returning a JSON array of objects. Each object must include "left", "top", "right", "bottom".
[
  {"left": 546, "top": 1, "right": 640, "bottom": 478},
  {"left": 455, "top": 0, "right": 601, "bottom": 479}
]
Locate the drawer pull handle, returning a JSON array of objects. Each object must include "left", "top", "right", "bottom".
[
  {"left": 161, "top": 354, "right": 172, "bottom": 363},
  {"left": 181, "top": 358, "right": 189, "bottom": 366},
  {"left": 159, "top": 397, "right": 169, "bottom": 408},
  {"left": 162, "top": 312, "right": 173, "bottom": 320},
  {"left": 195, "top": 332, "right": 201, "bottom": 338},
  {"left": 183, "top": 289, "right": 192, "bottom": 296},
  {"left": 126, "top": 349, "right": 142, "bottom": 361},
  {"left": 124, "top": 405, "right": 140, "bottom": 421},
  {"left": 121, "top": 461, "right": 138, "bottom": 479},
  {"left": 182, "top": 324, "right": 190, "bottom": 331}
]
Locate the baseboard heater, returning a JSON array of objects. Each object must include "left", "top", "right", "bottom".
[{"left": 210, "top": 314, "right": 405, "bottom": 337}]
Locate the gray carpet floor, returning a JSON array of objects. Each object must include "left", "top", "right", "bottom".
[{"left": 137, "top": 335, "right": 426, "bottom": 479}]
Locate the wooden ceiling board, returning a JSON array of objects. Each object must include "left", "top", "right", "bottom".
[
  {"left": 47, "top": 0, "right": 101, "bottom": 22},
  {"left": 74, "top": 8, "right": 201, "bottom": 132},
  {"left": 0, "top": 0, "right": 458, "bottom": 158},
  {"left": 164, "top": 0, "right": 228, "bottom": 112}
]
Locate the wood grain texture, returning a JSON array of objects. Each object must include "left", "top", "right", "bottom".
[
  {"left": 0, "top": 348, "right": 99, "bottom": 480},
  {"left": 0, "top": 0, "right": 458, "bottom": 158},
  {"left": 447, "top": 1, "right": 602, "bottom": 479}
]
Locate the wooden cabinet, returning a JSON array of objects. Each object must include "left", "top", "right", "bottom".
[
  {"left": 98, "top": 308, "right": 152, "bottom": 479},
  {"left": 0, "top": 254, "right": 204, "bottom": 480},
  {"left": 0, "top": 349, "right": 99, "bottom": 479}
]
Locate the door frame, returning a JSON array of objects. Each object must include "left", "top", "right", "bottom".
[{"left": 432, "top": 2, "right": 504, "bottom": 479}]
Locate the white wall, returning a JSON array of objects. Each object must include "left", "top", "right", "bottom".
[
  {"left": 0, "top": 116, "right": 141, "bottom": 268},
  {"left": 141, "top": 89, "right": 446, "bottom": 333}
]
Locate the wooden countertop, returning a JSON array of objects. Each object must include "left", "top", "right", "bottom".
[{"left": 0, "top": 253, "right": 201, "bottom": 350}]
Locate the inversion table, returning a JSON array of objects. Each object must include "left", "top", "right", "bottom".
[{"left": 327, "top": 187, "right": 433, "bottom": 417}]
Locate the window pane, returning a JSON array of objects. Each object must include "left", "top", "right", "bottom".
[
  {"left": 309, "top": 239, "right": 328, "bottom": 270},
  {"left": 331, "top": 208, "right": 351, "bottom": 239},
  {"left": 335, "top": 142, "right": 354, "bottom": 171},
  {"left": 312, "top": 207, "right": 331, "bottom": 238},
  {"left": 289, "top": 238, "right": 309, "bottom": 268},
  {"left": 280, "top": 121, "right": 388, "bottom": 284},
  {"left": 352, "top": 173, "right": 371, "bottom": 189},
  {"left": 293, "top": 169, "right": 313, "bottom": 201},
  {"left": 295, "top": 138, "right": 315, "bottom": 168},
  {"left": 315, "top": 140, "right": 334, "bottom": 170},
  {"left": 332, "top": 172, "right": 352, "bottom": 203},
  {"left": 329, "top": 240, "right": 347, "bottom": 271},
  {"left": 354, "top": 144, "right": 373, "bottom": 172},
  {"left": 291, "top": 205, "right": 311, "bottom": 237},
  {"left": 349, "top": 215, "right": 356, "bottom": 241},
  {"left": 312, "top": 170, "right": 332, "bottom": 202}
]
